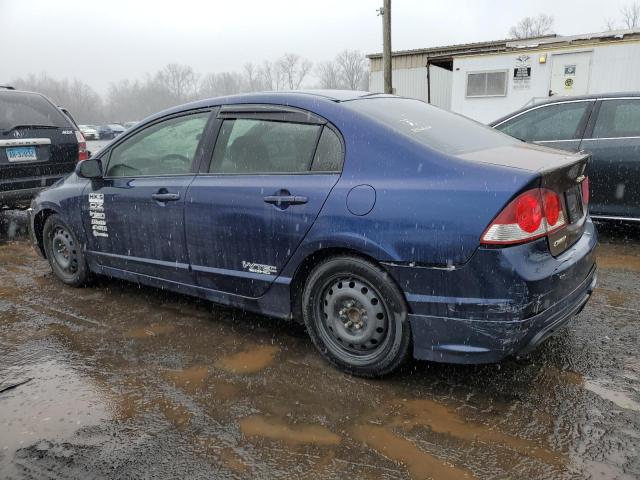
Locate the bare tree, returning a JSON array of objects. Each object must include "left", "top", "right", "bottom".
[
  {"left": 199, "top": 72, "right": 243, "bottom": 98},
  {"left": 155, "top": 63, "right": 198, "bottom": 102},
  {"left": 603, "top": 17, "right": 619, "bottom": 31},
  {"left": 258, "top": 61, "right": 277, "bottom": 90},
  {"left": 276, "top": 53, "right": 313, "bottom": 90},
  {"left": 316, "top": 61, "right": 342, "bottom": 89},
  {"left": 12, "top": 73, "right": 104, "bottom": 124},
  {"left": 316, "top": 50, "right": 369, "bottom": 90},
  {"left": 107, "top": 76, "right": 178, "bottom": 122},
  {"left": 242, "top": 62, "right": 264, "bottom": 92},
  {"left": 336, "top": 50, "right": 367, "bottom": 90},
  {"left": 620, "top": 2, "right": 640, "bottom": 29},
  {"left": 508, "top": 14, "right": 555, "bottom": 39}
]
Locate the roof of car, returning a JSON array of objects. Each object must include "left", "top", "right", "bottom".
[
  {"left": 490, "top": 92, "right": 640, "bottom": 125},
  {"left": 140, "top": 90, "right": 386, "bottom": 125}
]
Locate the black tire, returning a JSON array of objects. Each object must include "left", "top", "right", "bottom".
[
  {"left": 302, "top": 255, "right": 411, "bottom": 377},
  {"left": 43, "top": 214, "right": 90, "bottom": 287}
]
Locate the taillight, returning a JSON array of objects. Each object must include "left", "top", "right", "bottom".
[
  {"left": 481, "top": 188, "right": 566, "bottom": 245},
  {"left": 75, "top": 130, "right": 88, "bottom": 161},
  {"left": 542, "top": 190, "right": 560, "bottom": 227},
  {"left": 581, "top": 176, "right": 589, "bottom": 207},
  {"left": 515, "top": 191, "right": 543, "bottom": 233}
]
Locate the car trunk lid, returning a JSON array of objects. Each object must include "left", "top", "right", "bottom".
[
  {"left": 539, "top": 153, "right": 590, "bottom": 256},
  {"left": 461, "top": 143, "right": 590, "bottom": 256}
]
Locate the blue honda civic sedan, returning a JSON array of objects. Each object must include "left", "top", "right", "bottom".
[{"left": 28, "top": 91, "right": 597, "bottom": 377}]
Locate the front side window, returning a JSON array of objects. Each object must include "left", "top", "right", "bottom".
[
  {"left": 210, "top": 118, "right": 322, "bottom": 174},
  {"left": 466, "top": 71, "right": 508, "bottom": 97},
  {"left": 106, "top": 112, "right": 210, "bottom": 177},
  {"left": 497, "top": 102, "right": 590, "bottom": 142},
  {"left": 592, "top": 99, "right": 640, "bottom": 138}
]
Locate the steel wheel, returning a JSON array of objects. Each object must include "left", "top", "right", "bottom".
[
  {"left": 42, "top": 214, "right": 90, "bottom": 287},
  {"left": 302, "top": 255, "right": 412, "bottom": 377},
  {"left": 50, "top": 225, "right": 79, "bottom": 275},
  {"left": 316, "top": 275, "right": 392, "bottom": 362}
]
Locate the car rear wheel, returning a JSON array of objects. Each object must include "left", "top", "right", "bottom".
[
  {"left": 43, "top": 214, "right": 90, "bottom": 287},
  {"left": 302, "top": 256, "right": 411, "bottom": 377}
]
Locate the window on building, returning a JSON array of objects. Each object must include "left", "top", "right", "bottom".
[
  {"left": 466, "top": 71, "right": 508, "bottom": 97},
  {"left": 593, "top": 99, "right": 640, "bottom": 138}
]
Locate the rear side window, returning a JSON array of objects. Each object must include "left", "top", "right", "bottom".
[
  {"left": 0, "top": 91, "right": 71, "bottom": 130},
  {"left": 106, "top": 112, "right": 209, "bottom": 177},
  {"left": 210, "top": 119, "right": 322, "bottom": 174},
  {"left": 345, "top": 97, "right": 517, "bottom": 155},
  {"left": 592, "top": 99, "right": 640, "bottom": 138},
  {"left": 311, "top": 127, "right": 343, "bottom": 172},
  {"left": 497, "top": 102, "right": 591, "bottom": 142}
]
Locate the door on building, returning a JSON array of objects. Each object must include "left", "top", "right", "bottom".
[
  {"left": 549, "top": 51, "right": 592, "bottom": 96},
  {"left": 428, "top": 64, "right": 453, "bottom": 110}
]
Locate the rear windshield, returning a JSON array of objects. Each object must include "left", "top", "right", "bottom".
[
  {"left": 344, "top": 97, "right": 517, "bottom": 155},
  {"left": 0, "top": 91, "right": 71, "bottom": 131}
]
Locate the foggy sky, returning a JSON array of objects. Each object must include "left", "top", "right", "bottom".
[{"left": 0, "top": 0, "right": 633, "bottom": 93}]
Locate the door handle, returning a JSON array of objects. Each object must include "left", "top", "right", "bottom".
[
  {"left": 151, "top": 192, "right": 180, "bottom": 202},
  {"left": 263, "top": 195, "right": 308, "bottom": 206}
]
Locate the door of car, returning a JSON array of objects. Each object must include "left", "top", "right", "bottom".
[
  {"left": 580, "top": 98, "right": 640, "bottom": 219},
  {"left": 185, "top": 105, "right": 344, "bottom": 297},
  {"left": 82, "top": 110, "right": 212, "bottom": 283},
  {"left": 493, "top": 100, "right": 595, "bottom": 151}
]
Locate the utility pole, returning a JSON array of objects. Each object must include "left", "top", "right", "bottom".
[{"left": 381, "top": 0, "right": 392, "bottom": 94}]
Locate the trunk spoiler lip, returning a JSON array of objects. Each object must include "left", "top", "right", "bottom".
[{"left": 534, "top": 151, "right": 590, "bottom": 175}]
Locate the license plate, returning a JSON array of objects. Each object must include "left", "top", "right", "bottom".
[
  {"left": 565, "top": 185, "right": 584, "bottom": 224},
  {"left": 6, "top": 146, "right": 37, "bottom": 162}
]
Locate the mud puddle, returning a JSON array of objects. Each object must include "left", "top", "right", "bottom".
[
  {"left": 0, "top": 358, "right": 108, "bottom": 468},
  {"left": 216, "top": 345, "right": 279, "bottom": 374},
  {"left": 240, "top": 415, "right": 341, "bottom": 446}
]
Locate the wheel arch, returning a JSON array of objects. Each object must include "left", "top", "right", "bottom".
[
  {"left": 289, "top": 247, "right": 411, "bottom": 323},
  {"left": 33, "top": 207, "right": 60, "bottom": 257}
]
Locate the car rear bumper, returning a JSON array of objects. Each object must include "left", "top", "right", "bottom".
[
  {"left": 408, "top": 265, "right": 596, "bottom": 364},
  {"left": 0, "top": 174, "right": 66, "bottom": 207},
  {"left": 384, "top": 219, "right": 598, "bottom": 364},
  {"left": 0, "top": 186, "right": 44, "bottom": 204}
]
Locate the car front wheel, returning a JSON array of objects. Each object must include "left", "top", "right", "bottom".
[
  {"left": 43, "top": 214, "right": 90, "bottom": 287},
  {"left": 302, "top": 256, "right": 411, "bottom": 377}
]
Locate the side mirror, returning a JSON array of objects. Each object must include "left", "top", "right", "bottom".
[{"left": 76, "top": 158, "right": 103, "bottom": 179}]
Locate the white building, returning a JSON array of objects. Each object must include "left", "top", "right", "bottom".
[{"left": 368, "top": 29, "right": 640, "bottom": 123}]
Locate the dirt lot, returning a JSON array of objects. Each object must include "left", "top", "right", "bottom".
[{"left": 0, "top": 211, "right": 639, "bottom": 479}]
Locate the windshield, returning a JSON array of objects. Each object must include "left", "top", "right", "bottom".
[
  {"left": 345, "top": 96, "right": 518, "bottom": 155},
  {"left": 0, "top": 90, "right": 71, "bottom": 130}
]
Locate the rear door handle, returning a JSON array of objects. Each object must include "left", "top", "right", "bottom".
[
  {"left": 263, "top": 195, "right": 308, "bottom": 206},
  {"left": 151, "top": 192, "right": 180, "bottom": 202}
]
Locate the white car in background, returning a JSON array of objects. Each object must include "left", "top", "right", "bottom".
[{"left": 78, "top": 124, "right": 99, "bottom": 140}]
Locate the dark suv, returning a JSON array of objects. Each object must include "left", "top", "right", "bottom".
[
  {"left": 491, "top": 93, "right": 640, "bottom": 223},
  {"left": 0, "top": 87, "right": 87, "bottom": 209}
]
